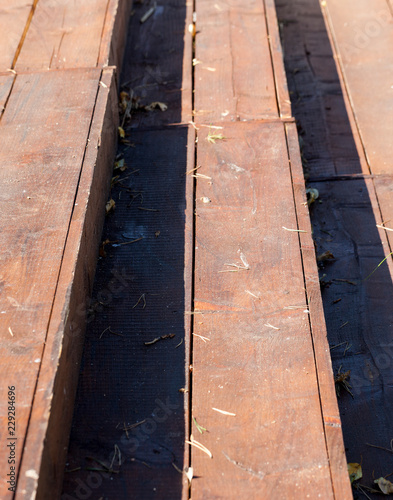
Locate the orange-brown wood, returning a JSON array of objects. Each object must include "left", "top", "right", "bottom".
[
  {"left": 264, "top": 0, "right": 292, "bottom": 119},
  {"left": 285, "top": 122, "right": 353, "bottom": 500},
  {"left": 0, "top": 0, "right": 33, "bottom": 71},
  {"left": 191, "top": 122, "right": 336, "bottom": 498},
  {"left": 322, "top": 0, "right": 393, "bottom": 175},
  {"left": 15, "top": 0, "right": 121, "bottom": 71},
  {"left": 0, "top": 68, "right": 108, "bottom": 500},
  {"left": 14, "top": 67, "right": 118, "bottom": 500},
  {"left": 0, "top": 74, "right": 14, "bottom": 117},
  {"left": 194, "top": 0, "right": 278, "bottom": 122}
]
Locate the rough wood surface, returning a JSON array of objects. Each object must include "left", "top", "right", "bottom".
[
  {"left": 194, "top": 0, "right": 278, "bottom": 122},
  {"left": 191, "top": 122, "right": 335, "bottom": 499},
  {"left": 323, "top": 0, "right": 393, "bottom": 175},
  {"left": 0, "top": 68, "right": 103, "bottom": 500},
  {"left": 14, "top": 67, "right": 118, "bottom": 500},
  {"left": 15, "top": 0, "right": 113, "bottom": 71},
  {"left": 0, "top": 74, "right": 14, "bottom": 117},
  {"left": 0, "top": 0, "right": 33, "bottom": 71}
]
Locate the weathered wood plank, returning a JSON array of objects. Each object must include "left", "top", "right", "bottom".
[
  {"left": 0, "top": 68, "right": 103, "bottom": 500},
  {"left": 0, "top": 74, "right": 14, "bottom": 117},
  {"left": 15, "top": 0, "right": 111, "bottom": 71},
  {"left": 323, "top": 0, "right": 393, "bottom": 175},
  {"left": 286, "top": 122, "right": 352, "bottom": 500},
  {"left": 13, "top": 67, "right": 118, "bottom": 500},
  {"left": 120, "top": 0, "right": 193, "bottom": 127},
  {"left": 191, "top": 122, "right": 335, "bottom": 498},
  {"left": 0, "top": 1, "right": 33, "bottom": 71},
  {"left": 194, "top": 0, "right": 278, "bottom": 122},
  {"left": 264, "top": 0, "right": 292, "bottom": 119}
]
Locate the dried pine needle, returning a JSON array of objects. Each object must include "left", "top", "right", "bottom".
[
  {"left": 212, "top": 407, "right": 236, "bottom": 416},
  {"left": 363, "top": 251, "right": 393, "bottom": 281},
  {"left": 193, "top": 333, "right": 210, "bottom": 342},
  {"left": 264, "top": 323, "right": 280, "bottom": 330},
  {"left": 186, "top": 437, "right": 213, "bottom": 458},
  {"left": 193, "top": 417, "right": 207, "bottom": 434},
  {"left": 282, "top": 226, "right": 307, "bottom": 233},
  {"left": 376, "top": 224, "right": 393, "bottom": 232},
  {"left": 133, "top": 293, "right": 146, "bottom": 309}
]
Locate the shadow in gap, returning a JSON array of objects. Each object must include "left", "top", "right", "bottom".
[
  {"left": 62, "top": 1, "right": 190, "bottom": 499},
  {"left": 276, "top": 0, "right": 393, "bottom": 494}
]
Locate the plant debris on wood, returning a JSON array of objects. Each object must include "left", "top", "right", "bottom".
[
  {"left": 348, "top": 462, "right": 362, "bottom": 484},
  {"left": 335, "top": 365, "right": 353, "bottom": 398},
  {"left": 375, "top": 477, "right": 393, "bottom": 494},
  {"left": 144, "top": 334, "right": 175, "bottom": 346}
]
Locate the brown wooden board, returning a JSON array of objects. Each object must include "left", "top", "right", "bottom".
[
  {"left": 62, "top": 125, "right": 195, "bottom": 500},
  {"left": 194, "top": 0, "right": 278, "bottom": 122},
  {"left": 120, "top": 0, "right": 193, "bottom": 128},
  {"left": 286, "top": 122, "right": 352, "bottom": 500},
  {"left": 0, "top": 0, "right": 33, "bottom": 71},
  {"left": 14, "top": 0, "right": 129, "bottom": 72},
  {"left": 14, "top": 67, "right": 118, "bottom": 500},
  {"left": 0, "top": 74, "right": 14, "bottom": 117},
  {"left": 0, "top": 68, "right": 106, "bottom": 500},
  {"left": 191, "top": 121, "right": 337, "bottom": 498},
  {"left": 322, "top": 0, "right": 393, "bottom": 175}
]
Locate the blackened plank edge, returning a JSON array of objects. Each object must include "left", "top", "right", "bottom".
[
  {"left": 264, "top": 0, "right": 292, "bottom": 119},
  {"left": 15, "top": 67, "right": 118, "bottom": 500},
  {"left": 98, "top": 0, "right": 134, "bottom": 72},
  {"left": 285, "top": 122, "right": 353, "bottom": 500}
]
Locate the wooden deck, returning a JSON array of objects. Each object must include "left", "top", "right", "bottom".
[{"left": 5, "top": 0, "right": 393, "bottom": 498}]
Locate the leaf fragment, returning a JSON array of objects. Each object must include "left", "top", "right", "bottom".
[
  {"left": 106, "top": 198, "right": 116, "bottom": 214},
  {"left": 306, "top": 187, "right": 319, "bottom": 206},
  {"left": 118, "top": 126, "right": 126, "bottom": 138},
  {"left": 375, "top": 477, "right": 393, "bottom": 494},
  {"left": 317, "top": 251, "right": 335, "bottom": 262},
  {"left": 145, "top": 101, "right": 168, "bottom": 112},
  {"left": 348, "top": 463, "right": 362, "bottom": 484}
]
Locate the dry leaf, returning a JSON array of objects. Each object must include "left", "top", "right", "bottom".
[
  {"left": 118, "top": 126, "right": 126, "bottom": 138},
  {"left": 119, "top": 91, "right": 130, "bottom": 113},
  {"left": 348, "top": 463, "right": 362, "bottom": 484},
  {"left": 145, "top": 101, "right": 168, "bottom": 112},
  {"left": 106, "top": 199, "right": 116, "bottom": 214},
  {"left": 317, "top": 251, "right": 335, "bottom": 262},
  {"left": 114, "top": 159, "right": 127, "bottom": 172},
  {"left": 375, "top": 477, "right": 393, "bottom": 494},
  {"left": 306, "top": 187, "right": 319, "bottom": 206}
]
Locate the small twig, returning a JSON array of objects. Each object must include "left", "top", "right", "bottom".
[
  {"left": 212, "top": 407, "right": 236, "bottom": 416},
  {"left": 138, "top": 207, "right": 159, "bottom": 212},
  {"left": 193, "top": 333, "right": 210, "bottom": 342},
  {"left": 140, "top": 1, "right": 156, "bottom": 23},
  {"left": 264, "top": 323, "right": 280, "bottom": 330},
  {"left": 133, "top": 294, "right": 146, "bottom": 309},
  {"left": 99, "top": 326, "right": 124, "bottom": 339},
  {"left": 339, "top": 321, "right": 349, "bottom": 329},
  {"left": 186, "top": 437, "right": 212, "bottom": 458},
  {"left": 282, "top": 226, "right": 307, "bottom": 233},
  {"left": 376, "top": 224, "right": 393, "bottom": 232},
  {"left": 175, "top": 338, "right": 183, "bottom": 348},
  {"left": 366, "top": 442, "right": 393, "bottom": 454},
  {"left": 144, "top": 334, "right": 175, "bottom": 346}
]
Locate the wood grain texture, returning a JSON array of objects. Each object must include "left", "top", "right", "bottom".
[
  {"left": 0, "top": 68, "right": 102, "bottom": 500},
  {"left": 194, "top": 0, "right": 278, "bottom": 122},
  {"left": 264, "top": 0, "right": 292, "bottom": 118},
  {"left": 15, "top": 0, "right": 109, "bottom": 71},
  {"left": 98, "top": 0, "right": 133, "bottom": 70},
  {"left": 13, "top": 67, "right": 118, "bottom": 500},
  {"left": 286, "top": 122, "right": 352, "bottom": 500},
  {"left": 0, "top": 0, "right": 33, "bottom": 71},
  {"left": 0, "top": 74, "right": 14, "bottom": 117},
  {"left": 323, "top": 0, "right": 393, "bottom": 174},
  {"left": 192, "top": 122, "right": 334, "bottom": 499}
]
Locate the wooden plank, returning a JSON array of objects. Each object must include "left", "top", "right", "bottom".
[
  {"left": 61, "top": 125, "right": 195, "bottom": 499},
  {"left": 286, "top": 122, "right": 352, "bottom": 500},
  {"left": 120, "top": 0, "right": 193, "bottom": 127},
  {"left": 0, "top": 1, "right": 33, "bottom": 71},
  {"left": 322, "top": 0, "right": 393, "bottom": 175},
  {"left": 13, "top": 67, "right": 118, "bottom": 500},
  {"left": 0, "top": 74, "right": 14, "bottom": 117},
  {"left": 15, "top": 0, "right": 109, "bottom": 71},
  {"left": 98, "top": 0, "right": 133, "bottom": 70},
  {"left": 264, "top": 0, "right": 292, "bottom": 119},
  {"left": 0, "top": 68, "right": 102, "bottom": 500},
  {"left": 194, "top": 0, "right": 278, "bottom": 122},
  {"left": 191, "top": 121, "right": 335, "bottom": 498}
]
